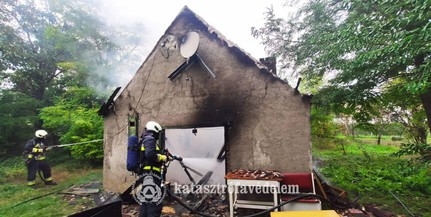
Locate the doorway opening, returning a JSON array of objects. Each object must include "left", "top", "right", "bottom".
[{"left": 163, "top": 126, "right": 225, "bottom": 185}]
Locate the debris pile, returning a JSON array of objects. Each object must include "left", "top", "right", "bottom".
[
  {"left": 167, "top": 184, "right": 229, "bottom": 216},
  {"left": 121, "top": 204, "right": 139, "bottom": 217},
  {"left": 225, "top": 169, "right": 284, "bottom": 180},
  {"left": 61, "top": 182, "right": 102, "bottom": 212},
  {"left": 119, "top": 184, "right": 229, "bottom": 217},
  {"left": 60, "top": 176, "right": 404, "bottom": 216}
]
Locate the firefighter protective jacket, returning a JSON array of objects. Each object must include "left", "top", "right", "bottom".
[
  {"left": 140, "top": 130, "right": 164, "bottom": 173},
  {"left": 24, "top": 138, "right": 47, "bottom": 161}
]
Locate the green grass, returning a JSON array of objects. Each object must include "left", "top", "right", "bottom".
[
  {"left": 313, "top": 138, "right": 431, "bottom": 217},
  {"left": 1, "top": 136, "right": 429, "bottom": 216},
  {"left": 0, "top": 157, "right": 103, "bottom": 217}
]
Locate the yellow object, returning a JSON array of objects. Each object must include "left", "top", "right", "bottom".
[
  {"left": 270, "top": 210, "right": 341, "bottom": 217},
  {"left": 158, "top": 154, "right": 167, "bottom": 162},
  {"left": 143, "top": 165, "right": 161, "bottom": 172},
  {"left": 162, "top": 206, "right": 175, "bottom": 215}
]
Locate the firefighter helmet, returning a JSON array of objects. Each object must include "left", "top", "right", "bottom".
[
  {"left": 35, "top": 130, "right": 48, "bottom": 138},
  {"left": 145, "top": 121, "right": 163, "bottom": 133}
]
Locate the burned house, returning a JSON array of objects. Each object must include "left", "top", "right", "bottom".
[{"left": 101, "top": 6, "right": 312, "bottom": 193}]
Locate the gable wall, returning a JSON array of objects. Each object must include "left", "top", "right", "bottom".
[{"left": 103, "top": 12, "right": 311, "bottom": 193}]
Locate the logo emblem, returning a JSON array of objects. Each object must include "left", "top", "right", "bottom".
[{"left": 132, "top": 172, "right": 166, "bottom": 205}]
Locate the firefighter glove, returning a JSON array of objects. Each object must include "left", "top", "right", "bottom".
[{"left": 158, "top": 154, "right": 168, "bottom": 162}]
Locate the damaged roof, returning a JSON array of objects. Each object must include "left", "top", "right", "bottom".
[
  {"left": 161, "top": 6, "right": 309, "bottom": 93},
  {"left": 98, "top": 5, "right": 311, "bottom": 116}
]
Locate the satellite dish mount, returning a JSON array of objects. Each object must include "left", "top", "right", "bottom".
[{"left": 168, "top": 31, "right": 216, "bottom": 80}]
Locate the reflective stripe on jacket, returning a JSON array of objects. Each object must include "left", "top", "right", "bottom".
[{"left": 24, "top": 139, "right": 46, "bottom": 160}]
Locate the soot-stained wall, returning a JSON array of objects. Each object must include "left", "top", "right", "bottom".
[{"left": 102, "top": 7, "right": 311, "bottom": 193}]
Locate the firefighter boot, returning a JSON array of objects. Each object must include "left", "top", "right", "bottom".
[{"left": 28, "top": 180, "right": 37, "bottom": 189}]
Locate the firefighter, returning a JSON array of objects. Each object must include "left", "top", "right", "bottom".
[
  {"left": 138, "top": 121, "right": 171, "bottom": 217},
  {"left": 24, "top": 130, "right": 57, "bottom": 188}
]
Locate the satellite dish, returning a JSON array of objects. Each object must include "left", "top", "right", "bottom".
[{"left": 180, "top": 31, "right": 200, "bottom": 58}]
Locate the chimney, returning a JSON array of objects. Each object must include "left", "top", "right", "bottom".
[{"left": 259, "top": 57, "right": 276, "bottom": 74}]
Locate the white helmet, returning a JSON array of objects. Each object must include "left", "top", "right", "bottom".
[
  {"left": 145, "top": 121, "right": 163, "bottom": 133},
  {"left": 35, "top": 130, "right": 48, "bottom": 138}
]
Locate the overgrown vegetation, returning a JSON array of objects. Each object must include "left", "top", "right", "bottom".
[
  {"left": 313, "top": 138, "right": 431, "bottom": 216},
  {"left": 254, "top": 3, "right": 431, "bottom": 215},
  {"left": 40, "top": 87, "right": 104, "bottom": 162}
]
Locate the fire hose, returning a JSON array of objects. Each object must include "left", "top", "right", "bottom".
[
  {"left": 50, "top": 139, "right": 103, "bottom": 148},
  {"left": 36, "top": 139, "right": 103, "bottom": 182},
  {"left": 11, "top": 184, "right": 74, "bottom": 208}
]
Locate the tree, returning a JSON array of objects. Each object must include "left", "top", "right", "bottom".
[
  {"left": 0, "top": 0, "right": 142, "bottom": 110},
  {"left": 1, "top": 0, "right": 85, "bottom": 101},
  {"left": 40, "top": 87, "right": 104, "bottom": 162},
  {"left": 311, "top": 106, "right": 339, "bottom": 149},
  {"left": 0, "top": 90, "right": 41, "bottom": 157},
  {"left": 252, "top": 0, "right": 431, "bottom": 134},
  {"left": 0, "top": 0, "right": 143, "bottom": 158},
  {"left": 382, "top": 79, "right": 428, "bottom": 144}
]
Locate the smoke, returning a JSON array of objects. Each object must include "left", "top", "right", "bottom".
[
  {"left": 80, "top": 0, "right": 291, "bottom": 96},
  {"left": 79, "top": 0, "right": 159, "bottom": 96}
]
